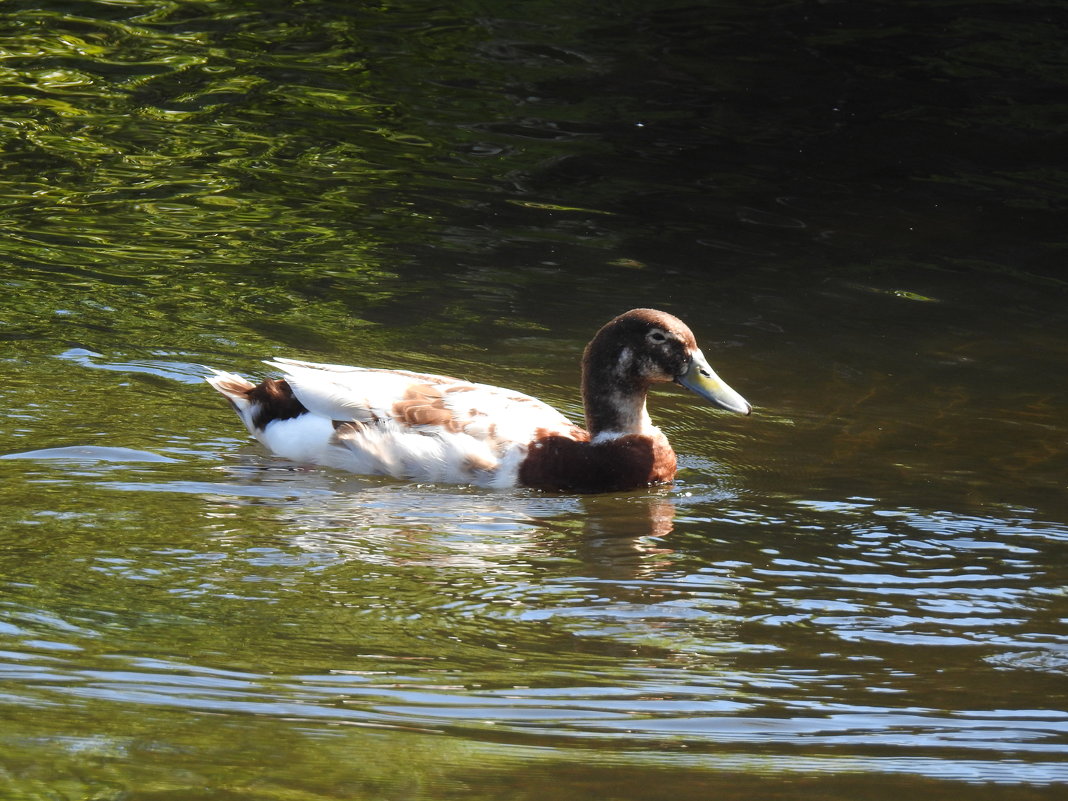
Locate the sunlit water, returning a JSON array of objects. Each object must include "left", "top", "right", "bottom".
[{"left": 2, "top": 1, "right": 1067, "bottom": 799}]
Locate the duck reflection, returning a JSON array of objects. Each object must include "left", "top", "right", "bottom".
[
  {"left": 212, "top": 460, "right": 679, "bottom": 576},
  {"left": 532, "top": 491, "right": 679, "bottom": 578}
]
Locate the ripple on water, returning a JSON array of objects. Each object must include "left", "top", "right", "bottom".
[
  {"left": 3, "top": 428, "right": 1068, "bottom": 786},
  {"left": 4, "top": 642, "right": 1068, "bottom": 785}
]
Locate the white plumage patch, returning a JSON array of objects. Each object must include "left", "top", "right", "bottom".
[{"left": 224, "top": 358, "right": 581, "bottom": 488}]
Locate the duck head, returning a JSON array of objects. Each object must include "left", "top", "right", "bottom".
[{"left": 581, "top": 308, "right": 751, "bottom": 437}]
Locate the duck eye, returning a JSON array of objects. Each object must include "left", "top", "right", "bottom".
[{"left": 648, "top": 330, "right": 667, "bottom": 343}]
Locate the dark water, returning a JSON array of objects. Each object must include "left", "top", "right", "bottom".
[{"left": 2, "top": 1, "right": 1067, "bottom": 798}]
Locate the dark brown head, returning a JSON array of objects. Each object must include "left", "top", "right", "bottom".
[{"left": 581, "top": 308, "right": 751, "bottom": 436}]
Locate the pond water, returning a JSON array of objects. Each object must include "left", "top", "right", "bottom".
[{"left": 1, "top": 0, "right": 1067, "bottom": 798}]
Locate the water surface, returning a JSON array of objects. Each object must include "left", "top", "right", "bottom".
[{"left": 1, "top": 0, "right": 1067, "bottom": 798}]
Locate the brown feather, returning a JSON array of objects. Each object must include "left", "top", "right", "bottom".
[
  {"left": 518, "top": 432, "right": 676, "bottom": 493},
  {"left": 391, "top": 384, "right": 463, "bottom": 433},
  {"left": 248, "top": 379, "right": 308, "bottom": 430}
]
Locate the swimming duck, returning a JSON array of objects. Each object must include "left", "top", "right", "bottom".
[{"left": 207, "top": 308, "right": 751, "bottom": 493}]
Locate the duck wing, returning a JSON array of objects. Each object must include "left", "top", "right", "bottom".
[
  {"left": 267, "top": 358, "right": 578, "bottom": 442},
  {"left": 262, "top": 358, "right": 586, "bottom": 486}
]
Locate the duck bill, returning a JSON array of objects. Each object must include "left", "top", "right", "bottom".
[{"left": 676, "top": 350, "right": 752, "bottom": 415}]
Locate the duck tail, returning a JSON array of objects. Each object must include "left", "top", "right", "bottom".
[{"left": 206, "top": 369, "right": 260, "bottom": 435}]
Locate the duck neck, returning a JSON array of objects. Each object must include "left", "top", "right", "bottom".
[{"left": 581, "top": 353, "right": 655, "bottom": 440}]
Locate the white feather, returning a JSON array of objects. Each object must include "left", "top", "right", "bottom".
[{"left": 218, "top": 359, "right": 580, "bottom": 488}]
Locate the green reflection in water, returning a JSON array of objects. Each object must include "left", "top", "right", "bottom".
[
  {"left": 0, "top": 0, "right": 636, "bottom": 365},
  {"left": 2, "top": 0, "right": 1068, "bottom": 798}
]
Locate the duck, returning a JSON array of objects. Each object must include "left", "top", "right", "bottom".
[{"left": 206, "top": 308, "right": 751, "bottom": 493}]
